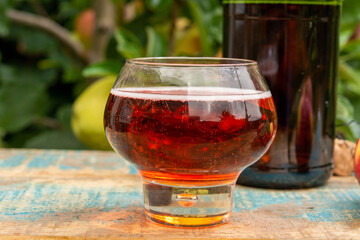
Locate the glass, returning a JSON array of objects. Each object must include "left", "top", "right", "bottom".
[
  {"left": 104, "top": 57, "right": 277, "bottom": 227},
  {"left": 223, "top": 0, "right": 340, "bottom": 188}
]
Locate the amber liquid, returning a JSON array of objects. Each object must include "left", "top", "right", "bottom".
[
  {"left": 223, "top": 3, "right": 340, "bottom": 188},
  {"left": 104, "top": 87, "right": 277, "bottom": 187}
]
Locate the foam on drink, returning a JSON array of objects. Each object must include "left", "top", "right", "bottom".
[{"left": 110, "top": 87, "right": 272, "bottom": 102}]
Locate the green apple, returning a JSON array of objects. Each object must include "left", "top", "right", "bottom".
[{"left": 71, "top": 75, "right": 116, "bottom": 150}]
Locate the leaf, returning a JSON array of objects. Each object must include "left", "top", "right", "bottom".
[
  {"left": 146, "top": 0, "right": 173, "bottom": 12},
  {"left": 111, "top": 0, "right": 124, "bottom": 4},
  {"left": 353, "top": 99, "right": 360, "bottom": 123},
  {"left": 123, "top": 15, "right": 148, "bottom": 45},
  {"left": 0, "top": 128, "right": 5, "bottom": 148},
  {"left": 339, "top": 29, "right": 354, "bottom": 50},
  {"left": 3, "top": 128, "right": 40, "bottom": 148},
  {"left": 58, "top": 0, "right": 93, "bottom": 25},
  {"left": 0, "top": 0, "right": 10, "bottom": 37},
  {"left": 115, "top": 28, "right": 144, "bottom": 59},
  {"left": 83, "top": 59, "right": 123, "bottom": 78},
  {"left": 0, "top": 13, "right": 9, "bottom": 37},
  {"left": 336, "top": 95, "right": 360, "bottom": 141},
  {"left": 338, "top": 60, "right": 360, "bottom": 96},
  {"left": 341, "top": 0, "right": 360, "bottom": 31},
  {"left": 9, "top": 25, "right": 58, "bottom": 54},
  {"left": 186, "top": 0, "right": 222, "bottom": 56},
  {"left": 340, "top": 38, "right": 360, "bottom": 61},
  {"left": 45, "top": 49, "right": 83, "bottom": 83},
  {"left": 56, "top": 104, "right": 73, "bottom": 131},
  {"left": 0, "top": 64, "right": 15, "bottom": 85},
  {"left": 336, "top": 120, "right": 357, "bottom": 142},
  {"left": 0, "top": 64, "right": 57, "bottom": 86},
  {"left": 25, "top": 130, "right": 88, "bottom": 149},
  {"left": 0, "top": 82, "right": 48, "bottom": 133},
  {"left": 8, "top": 25, "right": 83, "bottom": 84},
  {"left": 146, "top": 26, "right": 166, "bottom": 57},
  {"left": 337, "top": 95, "right": 354, "bottom": 120},
  {"left": 336, "top": 118, "right": 360, "bottom": 142},
  {"left": 0, "top": 63, "right": 56, "bottom": 133}
]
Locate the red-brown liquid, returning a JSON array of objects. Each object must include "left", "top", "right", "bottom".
[{"left": 104, "top": 87, "right": 277, "bottom": 186}]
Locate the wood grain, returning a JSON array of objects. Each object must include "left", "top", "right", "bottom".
[{"left": 0, "top": 149, "right": 359, "bottom": 239}]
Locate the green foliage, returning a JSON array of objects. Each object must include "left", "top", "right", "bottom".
[
  {"left": 0, "top": 0, "right": 359, "bottom": 150},
  {"left": 25, "top": 130, "right": 86, "bottom": 149},
  {"left": 0, "top": 65, "right": 51, "bottom": 133},
  {"left": 0, "top": 0, "right": 90, "bottom": 149},
  {"left": 0, "top": 0, "right": 223, "bottom": 149},
  {"left": 146, "top": 26, "right": 166, "bottom": 57},
  {"left": 115, "top": 28, "right": 144, "bottom": 59},
  {"left": 341, "top": 0, "right": 360, "bottom": 30},
  {"left": 146, "top": 0, "right": 173, "bottom": 12},
  {"left": 186, "top": 0, "right": 222, "bottom": 56},
  {"left": 336, "top": 0, "right": 360, "bottom": 141},
  {"left": 0, "top": 1, "right": 10, "bottom": 36},
  {"left": 82, "top": 60, "right": 123, "bottom": 78}
]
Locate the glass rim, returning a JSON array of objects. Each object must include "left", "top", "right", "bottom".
[{"left": 127, "top": 57, "right": 258, "bottom": 67}]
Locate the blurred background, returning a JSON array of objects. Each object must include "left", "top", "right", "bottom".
[{"left": 0, "top": 0, "right": 359, "bottom": 150}]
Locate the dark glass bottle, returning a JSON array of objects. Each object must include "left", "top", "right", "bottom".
[{"left": 223, "top": 0, "right": 341, "bottom": 188}]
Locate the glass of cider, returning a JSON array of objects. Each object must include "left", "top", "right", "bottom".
[{"left": 104, "top": 57, "right": 277, "bottom": 227}]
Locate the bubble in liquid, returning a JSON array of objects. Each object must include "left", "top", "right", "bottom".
[{"left": 176, "top": 193, "right": 198, "bottom": 207}]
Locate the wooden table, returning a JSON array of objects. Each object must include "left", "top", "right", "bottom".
[{"left": 0, "top": 149, "right": 359, "bottom": 239}]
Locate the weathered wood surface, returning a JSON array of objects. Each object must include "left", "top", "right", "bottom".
[{"left": 0, "top": 149, "right": 359, "bottom": 240}]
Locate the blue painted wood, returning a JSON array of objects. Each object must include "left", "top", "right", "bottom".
[{"left": 0, "top": 149, "right": 359, "bottom": 239}]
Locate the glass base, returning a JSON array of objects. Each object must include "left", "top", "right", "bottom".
[{"left": 143, "top": 182, "right": 234, "bottom": 227}]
